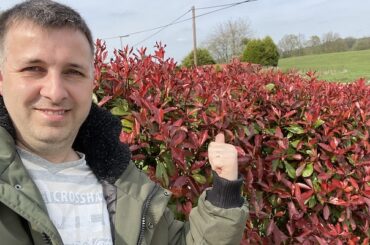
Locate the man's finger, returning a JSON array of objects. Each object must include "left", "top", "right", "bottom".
[{"left": 215, "top": 133, "right": 225, "bottom": 143}]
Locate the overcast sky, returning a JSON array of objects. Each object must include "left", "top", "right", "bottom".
[{"left": 2, "top": 0, "right": 370, "bottom": 62}]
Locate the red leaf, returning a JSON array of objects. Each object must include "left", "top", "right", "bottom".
[
  {"left": 172, "top": 118, "right": 184, "bottom": 127},
  {"left": 295, "top": 183, "right": 306, "bottom": 211},
  {"left": 318, "top": 143, "right": 333, "bottom": 152},
  {"left": 182, "top": 200, "right": 192, "bottom": 216},
  {"left": 275, "top": 127, "right": 283, "bottom": 138},
  {"left": 328, "top": 197, "right": 348, "bottom": 206},
  {"left": 272, "top": 222, "right": 289, "bottom": 245},
  {"left": 283, "top": 110, "right": 297, "bottom": 119},
  {"left": 173, "top": 176, "right": 188, "bottom": 187},
  {"left": 171, "top": 131, "right": 186, "bottom": 147},
  {"left": 198, "top": 130, "right": 209, "bottom": 147},
  {"left": 349, "top": 177, "right": 359, "bottom": 190},
  {"left": 288, "top": 201, "right": 298, "bottom": 220},
  {"left": 235, "top": 146, "right": 246, "bottom": 157},
  {"left": 132, "top": 154, "right": 146, "bottom": 161},
  {"left": 171, "top": 147, "right": 185, "bottom": 167},
  {"left": 323, "top": 205, "right": 330, "bottom": 220},
  {"left": 267, "top": 219, "right": 274, "bottom": 236},
  {"left": 98, "top": 95, "right": 112, "bottom": 107},
  {"left": 329, "top": 137, "right": 340, "bottom": 150},
  {"left": 314, "top": 236, "right": 328, "bottom": 245}
]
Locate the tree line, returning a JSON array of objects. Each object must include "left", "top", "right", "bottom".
[
  {"left": 182, "top": 19, "right": 279, "bottom": 68},
  {"left": 278, "top": 33, "right": 370, "bottom": 58},
  {"left": 181, "top": 19, "right": 370, "bottom": 67}
]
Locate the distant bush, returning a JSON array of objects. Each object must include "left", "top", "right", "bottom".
[
  {"left": 181, "top": 48, "right": 215, "bottom": 68},
  {"left": 352, "top": 37, "right": 370, "bottom": 51},
  {"left": 242, "top": 36, "right": 279, "bottom": 66},
  {"left": 94, "top": 40, "right": 370, "bottom": 244}
]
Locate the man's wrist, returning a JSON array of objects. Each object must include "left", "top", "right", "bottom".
[{"left": 205, "top": 171, "right": 244, "bottom": 208}]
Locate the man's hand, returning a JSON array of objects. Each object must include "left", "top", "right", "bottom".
[{"left": 208, "top": 133, "right": 238, "bottom": 181}]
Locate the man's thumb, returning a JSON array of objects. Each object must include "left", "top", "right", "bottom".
[{"left": 215, "top": 133, "right": 225, "bottom": 143}]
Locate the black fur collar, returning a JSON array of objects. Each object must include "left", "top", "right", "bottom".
[{"left": 0, "top": 96, "right": 131, "bottom": 184}]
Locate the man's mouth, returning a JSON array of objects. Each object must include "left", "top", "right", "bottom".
[
  {"left": 36, "top": 108, "right": 70, "bottom": 120},
  {"left": 40, "top": 109, "right": 67, "bottom": 115}
]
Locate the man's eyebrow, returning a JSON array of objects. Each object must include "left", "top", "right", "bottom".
[
  {"left": 20, "top": 58, "right": 44, "bottom": 65},
  {"left": 20, "top": 59, "right": 88, "bottom": 70},
  {"left": 67, "top": 63, "right": 87, "bottom": 70}
]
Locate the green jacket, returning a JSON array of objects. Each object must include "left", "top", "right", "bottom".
[{"left": 0, "top": 104, "right": 248, "bottom": 245}]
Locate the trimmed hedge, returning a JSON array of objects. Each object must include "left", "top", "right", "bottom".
[{"left": 94, "top": 40, "right": 370, "bottom": 244}]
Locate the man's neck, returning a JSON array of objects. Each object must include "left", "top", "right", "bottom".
[{"left": 16, "top": 141, "right": 80, "bottom": 163}]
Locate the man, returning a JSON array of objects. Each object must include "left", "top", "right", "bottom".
[{"left": 0, "top": 0, "right": 248, "bottom": 244}]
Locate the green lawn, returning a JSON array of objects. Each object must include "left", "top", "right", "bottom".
[{"left": 278, "top": 49, "right": 370, "bottom": 83}]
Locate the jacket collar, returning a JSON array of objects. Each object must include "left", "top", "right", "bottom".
[{"left": 0, "top": 96, "right": 131, "bottom": 184}]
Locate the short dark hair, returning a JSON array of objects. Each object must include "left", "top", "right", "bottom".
[{"left": 0, "top": 0, "right": 94, "bottom": 58}]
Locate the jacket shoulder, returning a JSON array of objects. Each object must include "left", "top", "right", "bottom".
[{"left": 0, "top": 127, "right": 16, "bottom": 176}]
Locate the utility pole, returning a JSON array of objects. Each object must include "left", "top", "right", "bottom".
[{"left": 191, "top": 6, "right": 198, "bottom": 67}]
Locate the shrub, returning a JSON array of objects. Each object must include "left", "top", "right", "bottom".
[
  {"left": 181, "top": 48, "right": 216, "bottom": 68},
  {"left": 352, "top": 37, "right": 370, "bottom": 51},
  {"left": 242, "top": 36, "right": 280, "bottom": 66},
  {"left": 94, "top": 40, "right": 370, "bottom": 244}
]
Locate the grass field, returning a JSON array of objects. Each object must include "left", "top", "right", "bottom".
[{"left": 278, "top": 49, "right": 370, "bottom": 83}]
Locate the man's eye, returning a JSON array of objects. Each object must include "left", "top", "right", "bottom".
[
  {"left": 22, "top": 66, "right": 44, "bottom": 72},
  {"left": 66, "top": 70, "right": 84, "bottom": 76}
]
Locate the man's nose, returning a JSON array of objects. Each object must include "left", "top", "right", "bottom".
[{"left": 40, "top": 72, "right": 68, "bottom": 103}]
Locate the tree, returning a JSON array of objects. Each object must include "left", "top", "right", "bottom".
[
  {"left": 278, "top": 34, "right": 306, "bottom": 57},
  {"left": 242, "top": 36, "right": 279, "bottom": 66},
  {"left": 181, "top": 48, "right": 215, "bottom": 68},
  {"left": 320, "top": 32, "right": 348, "bottom": 53},
  {"left": 304, "top": 35, "right": 321, "bottom": 55},
  {"left": 204, "top": 19, "right": 253, "bottom": 63},
  {"left": 352, "top": 37, "right": 370, "bottom": 51}
]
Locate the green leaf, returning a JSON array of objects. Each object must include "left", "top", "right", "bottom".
[
  {"left": 92, "top": 93, "right": 98, "bottom": 104},
  {"left": 264, "top": 128, "right": 275, "bottom": 135},
  {"left": 111, "top": 106, "right": 130, "bottom": 116},
  {"left": 265, "top": 83, "right": 275, "bottom": 92},
  {"left": 121, "top": 119, "right": 133, "bottom": 133},
  {"left": 291, "top": 139, "right": 301, "bottom": 148},
  {"left": 162, "top": 151, "right": 176, "bottom": 176},
  {"left": 312, "top": 175, "right": 321, "bottom": 192},
  {"left": 156, "top": 161, "right": 169, "bottom": 187},
  {"left": 307, "top": 195, "right": 317, "bottom": 208},
  {"left": 286, "top": 125, "right": 305, "bottom": 135},
  {"left": 314, "top": 118, "right": 325, "bottom": 128},
  {"left": 284, "top": 161, "right": 296, "bottom": 179},
  {"left": 302, "top": 163, "right": 314, "bottom": 177},
  {"left": 272, "top": 159, "right": 280, "bottom": 172},
  {"left": 192, "top": 173, "right": 207, "bottom": 185}
]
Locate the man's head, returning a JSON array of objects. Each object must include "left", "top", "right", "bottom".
[
  {"left": 0, "top": 0, "right": 95, "bottom": 162},
  {"left": 0, "top": 0, "right": 94, "bottom": 61}
]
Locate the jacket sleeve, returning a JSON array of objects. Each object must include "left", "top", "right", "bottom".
[{"left": 164, "top": 173, "right": 249, "bottom": 244}]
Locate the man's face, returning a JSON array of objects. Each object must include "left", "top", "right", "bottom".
[{"left": 0, "top": 21, "right": 94, "bottom": 152}]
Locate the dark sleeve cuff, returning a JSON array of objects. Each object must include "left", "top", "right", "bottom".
[{"left": 205, "top": 171, "right": 244, "bottom": 208}]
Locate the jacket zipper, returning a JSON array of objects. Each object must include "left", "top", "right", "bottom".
[
  {"left": 137, "top": 184, "right": 159, "bottom": 245},
  {"left": 42, "top": 232, "right": 53, "bottom": 245}
]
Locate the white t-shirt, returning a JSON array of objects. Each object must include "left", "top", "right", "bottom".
[{"left": 17, "top": 147, "right": 113, "bottom": 245}]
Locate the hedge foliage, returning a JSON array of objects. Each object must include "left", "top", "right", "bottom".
[
  {"left": 181, "top": 48, "right": 216, "bottom": 68},
  {"left": 242, "top": 36, "right": 280, "bottom": 67},
  {"left": 94, "top": 40, "right": 370, "bottom": 244}
]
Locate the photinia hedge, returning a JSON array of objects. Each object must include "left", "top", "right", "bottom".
[{"left": 94, "top": 40, "right": 370, "bottom": 244}]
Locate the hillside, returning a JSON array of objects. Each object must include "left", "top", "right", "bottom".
[{"left": 278, "top": 49, "right": 370, "bottom": 82}]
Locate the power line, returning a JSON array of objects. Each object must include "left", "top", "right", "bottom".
[
  {"left": 132, "top": 9, "right": 191, "bottom": 47},
  {"left": 196, "top": 0, "right": 255, "bottom": 10},
  {"left": 132, "top": 0, "right": 256, "bottom": 47},
  {"left": 103, "top": 9, "right": 191, "bottom": 40},
  {"left": 103, "top": 0, "right": 257, "bottom": 43}
]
